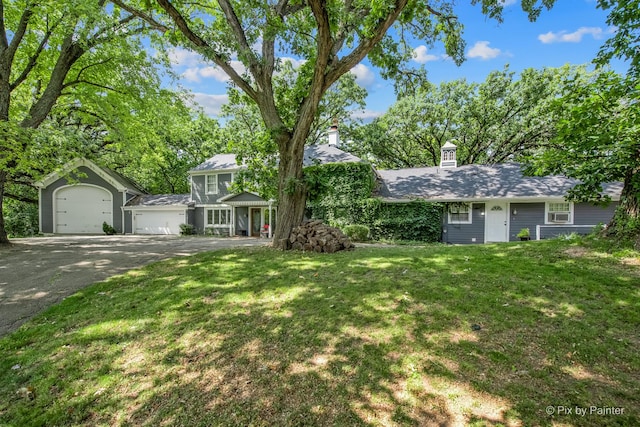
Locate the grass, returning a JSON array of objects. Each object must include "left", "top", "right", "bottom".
[{"left": 1, "top": 239, "right": 639, "bottom": 426}]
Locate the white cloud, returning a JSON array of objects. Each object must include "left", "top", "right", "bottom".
[
  {"left": 167, "top": 47, "right": 203, "bottom": 67},
  {"left": 500, "top": 0, "right": 517, "bottom": 5},
  {"left": 181, "top": 61, "right": 246, "bottom": 83},
  {"left": 280, "top": 57, "right": 307, "bottom": 69},
  {"left": 189, "top": 93, "right": 229, "bottom": 116},
  {"left": 351, "top": 109, "right": 384, "bottom": 121},
  {"left": 538, "top": 27, "right": 604, "bottom": 44},
  {"left": 350, "top": 64, "right": 376, "bottom": 87},
  {"left": 413, "top": 45, "right": 440, "bottom": 63},
  {"left": 467, "top": 41, "right": 502, "bottom": 60}
]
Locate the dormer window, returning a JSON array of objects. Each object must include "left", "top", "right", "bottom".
[{"left": 440, "top": 141, "right": 457, "bottom": 168}]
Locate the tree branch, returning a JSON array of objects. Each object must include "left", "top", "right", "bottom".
[
  {"left": 10, "top": 21, "right": 59, "bottom": 90},
  {"left": 110, "top": 0, "right": 170, "bottom": 32},
  {"left": 155, "top": 0, "right": 258, "bottom": 101}
]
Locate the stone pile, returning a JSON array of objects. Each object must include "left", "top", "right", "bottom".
[{"left": 288, "top": 220, "right": 354, "bottom": 253}]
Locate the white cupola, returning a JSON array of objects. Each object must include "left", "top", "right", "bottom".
[{"left": 440, "top": 141, "right": 457, "bottom": 168}]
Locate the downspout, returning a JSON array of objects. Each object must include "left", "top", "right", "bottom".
[
  {"left": 38, "top": 187, "right": 43, "bottom": 234},
  {"left": 122, "top": 190, "right": 127, "bottom": 234}
]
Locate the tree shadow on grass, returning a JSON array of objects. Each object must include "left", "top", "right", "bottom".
[{"left": 1, "top": 244, "right": 638, "bottom": 426}]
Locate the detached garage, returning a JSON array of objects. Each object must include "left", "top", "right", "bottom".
[
  {"left": 54, "top": 185, "right": 113, "bottom": 234},
  {"left": 36, "top": 158, "right": 144, "bottom": 234},
  {"left": 124, "top": 194, "right": 194, "bottom": 235}
]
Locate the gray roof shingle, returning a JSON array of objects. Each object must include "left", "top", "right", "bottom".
[
  {"left": 190, "top": 145, "right": 362, "bottom": 173},
  {"left": 376, "top": 163, "right": 622, "bottom": 201},
  {"left": 126, "top": 194, "right": 192, "bottom": 207}
]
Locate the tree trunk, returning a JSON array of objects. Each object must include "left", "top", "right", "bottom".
[
  {"left": 606, "top": 166, "right": 640, "bottom": 248},
  {"left": 272, "top": 135, "right": 307, "bottom": 250},
  {"left": 0, "top": 170, "right": 10, "bottom": 245}
]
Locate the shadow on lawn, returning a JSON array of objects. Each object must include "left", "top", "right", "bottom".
[{"left": 1, "top": 244, "right": 638, "bottom": 426}]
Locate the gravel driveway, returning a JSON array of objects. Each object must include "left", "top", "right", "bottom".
[{"left": 0, "top": 235, "right": 269, "bottom": 337}]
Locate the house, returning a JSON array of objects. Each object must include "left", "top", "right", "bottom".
[
  {"left": 187, "top": 143, "right": 363, "bottom": 237},
  {"left": 376, "top": 143, "right": 622, "bottom": 243},
  {"left": 36, "top": 135, "right": 620, "bottom": 242},
  {"left": 35, "top": 132, "right": 364, "bottom": 236}
]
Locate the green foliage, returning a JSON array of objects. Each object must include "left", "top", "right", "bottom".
[
  {"left": 517, "top": 228, "right": 531, "bottom": 239},
  {"left": 102, "top": 222, "right": 116, "bottom": 235},
  {"left": 343, "top": 224, "right": 370, "bottom": 242},
  {"left": 179, "top": 223, "right": 195, "bottom": 236},
  {"left": 352, "top": 65, "right": 578, "bottom": 169},
  {"left": 4, "top": 199, "right": 38, "bottom": 238},
  {"left": 361, "top": 200, "right": 443, "bottom": 242},
  {"left": 305, "top": 163, "right": 442, "bottom": 242},
  {"left": 596, "top": 0, "right": 640, "bottom": 79}
]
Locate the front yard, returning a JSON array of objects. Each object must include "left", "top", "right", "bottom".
[{"left": 1, "top": 239, "right": 638, "bottom": 426}]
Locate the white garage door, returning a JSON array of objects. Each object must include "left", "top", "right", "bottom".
[
  {"left": 55, "top": 185, "right": 112, "bottom": 234},
  {"left": 134, "top": 210, "right": 185, "bottom": 235}
]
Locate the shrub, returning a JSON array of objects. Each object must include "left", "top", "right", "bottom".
[
  {"left": 179, "top": 223, "right": 195, "bottom": 235},
  {"left": 343, "top": 224, "right": 370, "bottom": 242},
  {"left": 102, "top": 222, "right": 117, "bottom": 235}
]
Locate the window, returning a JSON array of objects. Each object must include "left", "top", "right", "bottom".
[
  {"left": 546, "top": 202, "right": 572, "bottom": 224},
  {"left": 206, "top": 208, "right": 231, "bottom": 227},
  {"left": 448, "top": 203, "right": 472, "bottom": 224},
  {"left": 206, "top": 175, "right": 218, "bottom": 194}
]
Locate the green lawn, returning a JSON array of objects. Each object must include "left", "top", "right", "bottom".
[{"left": 1, "top": 239, "right": 638, "bottom": 426}]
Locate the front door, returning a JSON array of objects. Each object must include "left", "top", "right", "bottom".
[
  {"left": 485, "top": 202, "right": 508, "bottom": 242},
  {"left": 250, "top": 208, "right": 262, "bottom": 237}
]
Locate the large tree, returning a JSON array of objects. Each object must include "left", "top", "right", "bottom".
[
  {"left": 0, "top": 0, "right": 167, "bottom": 244},
  {"left": 530, "top": 0, "right": 640, "bottom": 247},
  {"left": 117, "top": 0, "right": 555, "bottom": 249},
  {"left": 352, "top": 65, "right": 577, "bottom": 168}
]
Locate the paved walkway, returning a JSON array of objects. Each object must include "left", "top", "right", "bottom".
[{"left": 0, "top": 235, "right": 269, "bottom": 337}]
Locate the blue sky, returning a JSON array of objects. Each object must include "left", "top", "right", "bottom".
[{"left": 166, "top": 0, "right": 621, "bottom": 120}]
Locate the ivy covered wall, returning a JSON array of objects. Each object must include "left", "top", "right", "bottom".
[{"left": 305, "top": 163, "right": 442, "bottom": 242}]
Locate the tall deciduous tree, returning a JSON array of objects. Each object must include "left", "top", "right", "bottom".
[
  {"left": 530, "top": 1, "right": 640, "bottom": 247},
  {"left": 352, "top": 65, "right": 573, "bottom": 168},
  {"left": 119, "top": 0, "right": 555, "bottom": 249},
  {"left": 0, "top": 0, "right": 165, "bottom": 243}
]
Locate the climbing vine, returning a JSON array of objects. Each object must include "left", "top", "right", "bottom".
[{"left": 305, "top": 163, "right": 442, "bottom": 242}]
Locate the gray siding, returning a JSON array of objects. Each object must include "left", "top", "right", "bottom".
[
  {"left": 574, "top": 202, "right": 617, "bottom": 225},
  {"left": 509, "top": 203, "right": 545, "bottom": 241},
  {"left": 443, "top": 203, "right": 485, "bottom": 244},
  {"left": 190, "top": 173, "right": 234, "bottom": 204},
  {"left": 235, "top": 207, "right": 249, "bottom": 236},
  {"left": 539, "top": 202, "right": 617, "bottom": 239},
  {"left": 193, "top": 207, "right": 206, "bottom": 233},
  {"left": 40, "top": 166, "right": 125, "bottom": 234}
]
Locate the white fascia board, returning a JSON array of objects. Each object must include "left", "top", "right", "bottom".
[
  {"left": 34, "top": 158, "right": 129, "bottom": 192},
  {"left": 123, "top": 206, "right": 188, "bottom": 211},
  {"left": 188, "top": 167, "right": 243, "bottom": 176}
]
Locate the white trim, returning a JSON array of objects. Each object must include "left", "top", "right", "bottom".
[
  {"left": 189, "top": 167, "right": 242, "bottom": 176},
  {"left": 544, "top": 201, "right": 574, "bottom": 225},
  {"left": 536, "top": 224, "right": 598, "bottom": 241},
  {"left": 35, "top": 158, "right": 142, "bottom": 194},
  {"left": 448, "top": 203, "right": 472, "bottom": 224},
  {"left": 205, "top": 174, "right": 219, "bottom": 195},
  {"left": 205, "top": 207, "right": 232, "bottom": 227},
  {"left": 217, "top": 191, "right": 263, "bottom": 203},
  {"left": 381, "top": 195, "right": 621, "bottom": 204},
  {"left": 123, "top": 205, "right": 189, "bottom": 211}
]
